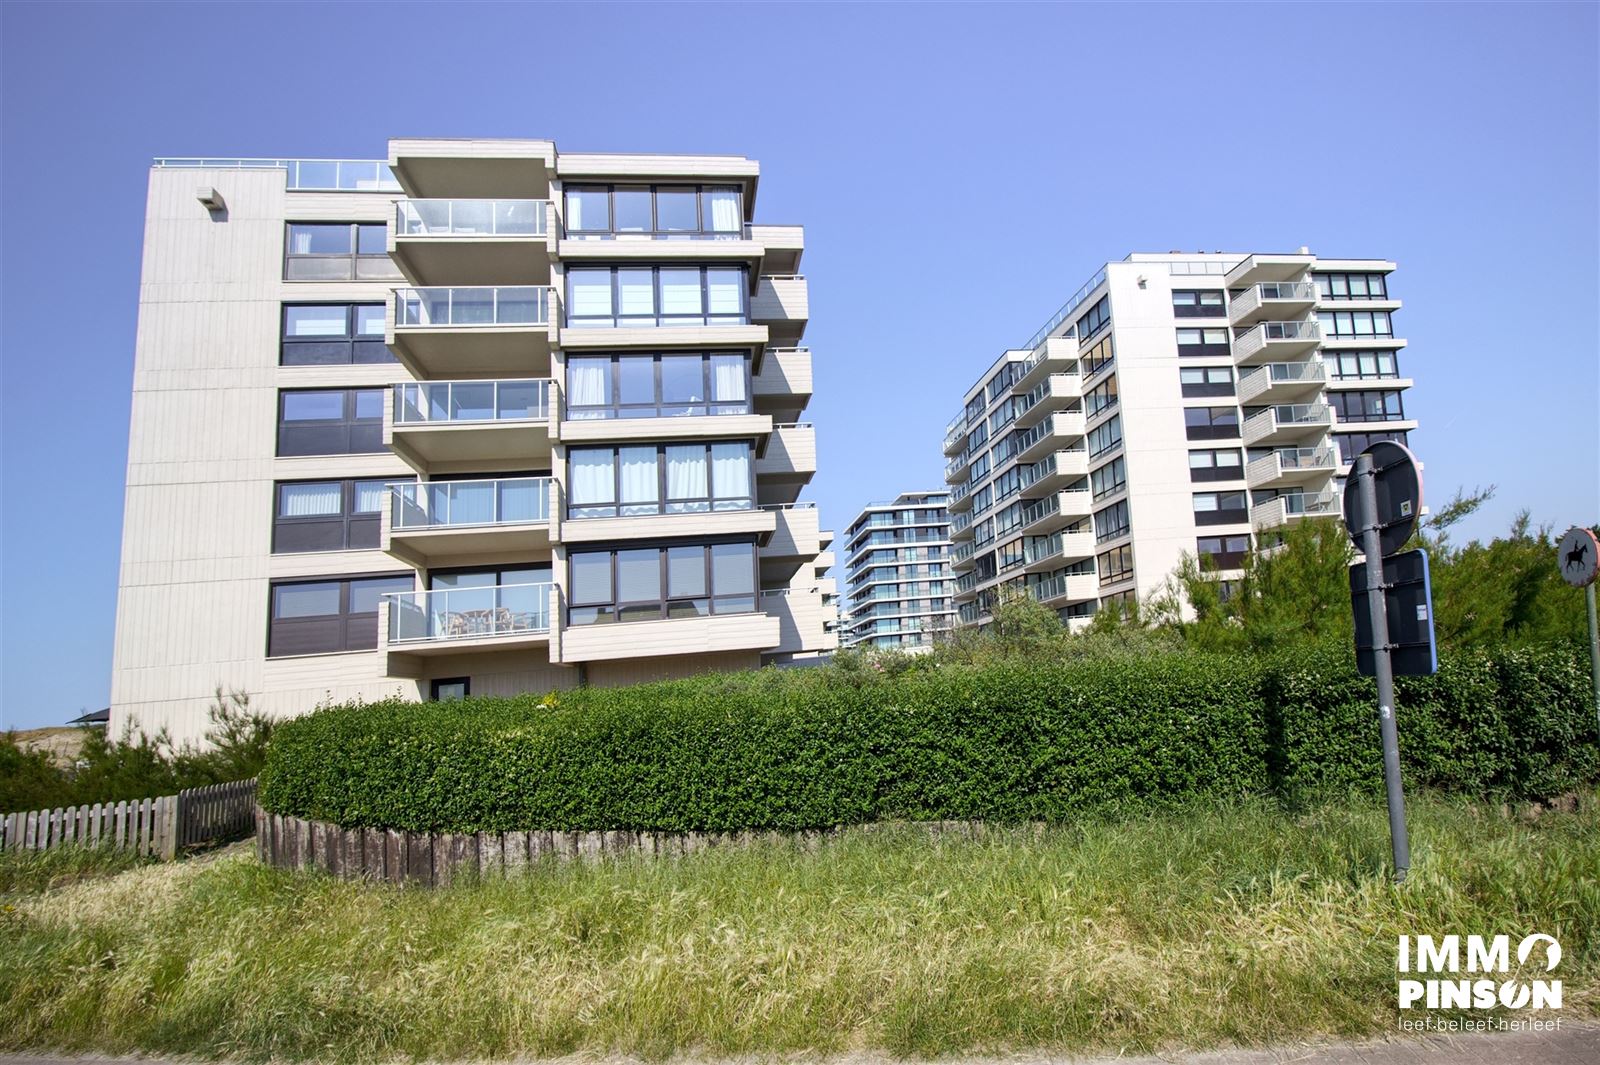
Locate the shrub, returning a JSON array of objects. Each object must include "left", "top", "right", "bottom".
[{"left": 259, "top": 644, "right": 1599, "bottom": 835}]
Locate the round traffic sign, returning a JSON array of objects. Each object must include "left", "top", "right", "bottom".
[
  {"left": 1556, "top": 526, "right": 1599, "bottom": 589},
  {"left": 1343, "top": 440, "right": 1424, "bottom": 557}
]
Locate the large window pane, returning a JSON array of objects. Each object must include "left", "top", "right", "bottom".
[
  {"left": 667, "top": 545, "right": 706, "bottom": 598},
  {"left": 569, "top": 270, "right": 614, "bottom": 319},
  {"left": 278, "top": 482, "right": 341, "bottom": 517},
  {"left": 355, "top": 305, "right": 385, "bottom": 335},
  {"left": 565, "top": 187, "right": 609, "bottom": 233},
  {"left": 288, "top": 224, "right": 350, "bottom": 255},
  {"left": 570, "top": 449, "right": 616, "bottom": 510},
  {"left": 619, "top": 446, "right": 659, "bottom": 515},
  {"left": 710, "top": 542, "right": 754, "bottom": 595},
  {"left": 665, "top": 445, "right": 709, "bottom": 512},
  {"left": 658, "top": 269, "right": 702, "bottom": 318},
  {"left": 617, "top": 269, "right": 655, "bottom": 317},
  {"left": 283, "top": 392, "right": 344, "bottom": 421},
  {"left": 706, "top": 268, "right": 744, "bottom": 317},
  {"left": 706, "top": 188, "right": 742, "bottom": 232},
  {"left": 616, "top": 548, "right": 661, "bottom": 602},
  {"left": 656, "top": 187, "right": 698, "bottom": 232},
  {"left": 710, "top": 442, "right": 751, "bottom": 508},
  {"left": 660, "top": 355, "right": 705, "bottom": 411},
  {"left": 570, "top": 551, "right": 612, "bottom": 605},
  {"left": 349, "top": 575, "right": 412, "bottom": 614},
  {"left": 614, "top": 188, "right": 652, "bottom": 233},
  {"left": 285, "top": 306, "right": 348, "bottom": 337},
  {"left": 273, "top": 582, "right": 340, "bottom": 618},
  {"left": 354, "top": 389, "right": 384, "bottom": 420},
  {"left": 567, "top": 357, "right": 612, "bottom": 414},
  {"left": 617, "top": 357, "right": 655, "bottom": 407},
  {"left": 356, "top": 224, "right": 387, "bottom": 254},
  {"left": 709, "top": 354, "right": 747, "bottom": 406}
]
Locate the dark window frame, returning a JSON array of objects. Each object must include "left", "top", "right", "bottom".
[
  {"left": 566, "top": 538, "right": 760, "bottom": 626},
  {"left": 284, "top": 222, "right": 399, "bottom": 282},
  {"left": 1328, "top": 350, "right": 1401, "bottom": 380},
  {"left": 1330, "top": 389, "right": 1406, "bottom": 423},
  {"left": 276, "top": 387, "right": 386, "bottom": 457},
  {"left": 280, "top": 302, "right": 394, "bottom": 365},
  {"left": 566, "top": 441, "right": 756, "bottom": 519},
  {"left": 267, "top": 572, "right": 413, "bottom": 658},
  {"left": 431, "top": 677, "right": 470, "bottom": 701},
  {"left": 1177, "top": 326, "right": 1232, "bottom": 357},
  {"left": 1192, "top": 490, "right": 1249, "bottom": 526},
  {"left": 1172, "top": 289, "right": 1227, "bottom": 318},
  {"left": 1184, "top": 405, "right": 1241, "bottom": 441},
  {"left": 564, "top": 265, "right": 750, "bottom": 328},
  {"left": 1188, "top": 447, "right": 1244, "bottom": 483},
  {"left": 271, "top": 477, "right": 401, "bottom": 554},
  {"left": 563, "top": 184, "right": 745, "bottom": 239},
  {"left": 1180, "top": 365, "right": 1235, "bottom": 398},
  {"left": 1314, "top": 272, "right": 1389, "bottom": 301},
  {"left": 1197, "top": 534, "right": 1250, "bottom": 570},
  {"left": 566, "top": 351, "right": 753, "bottom": 420}
]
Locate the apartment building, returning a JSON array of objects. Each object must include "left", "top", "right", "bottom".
[
  {"left": 840, "top": 491, "right": 954, "bottom": 651},
  {"left": 945, "top": 250, "right": 1415, "bottom": 628},
  {"left": 110, "top": 140, "right": 828, "bottom": 743}
]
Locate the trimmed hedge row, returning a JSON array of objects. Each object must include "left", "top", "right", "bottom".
[{"left": 259, "top": 645, "right": 1600, "bottom": 834}]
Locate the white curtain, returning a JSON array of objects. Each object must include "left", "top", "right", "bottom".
[
  {"left": 666, "top": 446, "right": 708, "bottom": 511},
  {"left": 567, "top": 358, "right": 610, "bottom": 410},
  {"left": 569, "top": 450, "right": 615, "bottom": 507},
  {"left": 280, "top": 482, "right": 341, "bottom": 517},
  {"left": 710, "top": 443, "right": 750, "bottom": 509},
  {"left": 619, "top": 447, "right": 658, "bottom": 514},
  {"left": 707, "top": 189, "right": 741, "bottom": 233},
  {"left": 564, "top": 190, "right": 585, "bottom": 232},
  {"left": 710, "top": 355, "right": 746, "bottom": 403},
  {"left": 705, "top": 269, "right": 743, "bottom": 317},
  {"left": 352, "top": 480, "right": 389, "bottom": 514}
]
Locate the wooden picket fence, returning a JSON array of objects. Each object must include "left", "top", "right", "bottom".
[{"left": 0, "top": 778, "right": 257, "bottom": 861}]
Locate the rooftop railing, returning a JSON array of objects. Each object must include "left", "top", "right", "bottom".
[
  {"left": 394, "top": 286, "right": 552, "bottom": 328},
  {"left": 395, "top": 199, "right": 549, "bottom": 238},
  {"left": 1023, "top": 266, "right": 1106, "bottom": 351},
  {"left": 153, "top": 158, "right": 399, "bottom": 191}
]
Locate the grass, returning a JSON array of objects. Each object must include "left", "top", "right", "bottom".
[
  {"left": 0, "top": 843, "right": 150, "bottom": 895},
  {"left": 0, "top": 794, "right": 1595, "bottom": 1062}
]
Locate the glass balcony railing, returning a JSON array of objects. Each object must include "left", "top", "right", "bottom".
[
  {"left": 393, "top": 380, "right": 551, "bottom": 425},
  {"left": 395, "top": 199, "right": 549, "bottom": 238},
  {"left": 1282, "top": 491, "right": 1340, "bottom": 518},
  {"left": 1259, "top": 320, "right": 1321, "bottom": 342},
  {"left": 387, "top": 583, "right": 552, "bottom": 644},
  {"left": 1258, "top": 281, "right": 1317, "bottom": 301},
  {"left": 394, "top": 286, "right": 552, "bottom": 327},
  {"left": 152, "top": 157, "right": 400, "bottom": 191},
  {"left": 391, "top": 477, "right": 551, "bottom": 531}
]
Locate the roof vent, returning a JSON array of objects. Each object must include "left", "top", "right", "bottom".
[
  {"left": 1299, "top": 245, "right": 1310, "bottom": 255},
  {"left": 197, "top": 186, "right": 226, "bottom": 211}
]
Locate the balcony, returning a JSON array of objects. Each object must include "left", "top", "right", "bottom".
[
  {"left": 1015, "top": 411, "right": 1087, "bottom": 465},
  {"left": 388, "top": 286, "right": 557, "bottom": 377},
  {"left": 1252, "top": 491, "right": 1340, "bottom": 532},
  {"left": 1245, "top": 446, "right": 1338, "bottom": 489},
  {"left": 1228, "top": 281, "right": 1318, "bottom": 327},
  {"left": 750, "top": 275, "right": 808, "bottom": 345},
  {"left": 948, "top": 480, "right": 974, "bottom": 513},
  {"left": 1030, "top": 572, "right": 1098, "bottom": 606},
  {"left": 384, "top": 582, "right": 554, "bottom": 666},
  {"left": 1019, "top": 490, "right": 1093, "bottom": 535},
  {"left": 950, "top": 541, "right": 976, "bottom": 570},
  {"left": 752, "top": 347, "right": 812, "bottom": 423},
  {"left": 746, "top": 224, "right": 804, "bottom": 274},
  {"left": 1242, "top": 402, "right": 1332, "bottom": 447},
  {"left": 1024, "top": 530, "right": 1097, "bottom": 572},
  {"left": 385, "top": 477, "right": 553, "bottom": 565},
  {"left": 760, "top": 503, "right": 821, "bottom": 584},
  {"left": 387, "top": 379, "right": 553, "bottom": 471},
  {"left": 1233, "top": 320, "right": 1322, "bottom": 365},
  {"left": 1015, "top": 373, "right": 1083, "bottom": 429},
  {"left": 388, "top": 139, "right": 556, "bottom": 200},
  {"left": 762, "top": 588, "right": 826, "bottom": 656},
  {"left": 1224, "top": 253, "right": 1314, "bottom": 291},
  {"left": 1014, "top": 336, "right": 1078, "bottom": 392},
  {"left": 944, "top": 444, "right": 977, "bottom": 483},
  {"left": 755, "top": 422, "right": 816, "bottom": 505},
  {"left": 1237, "top": 360, "right": 1327, "bottom": 404},
  {"left": 390, "top": 199, "right": 552, "bottom": 286},
  {"left": 1018, "top": 449, "right": 1089, "bottom": 494},
  {"left": 943, "top": 413, "right": 970, "bottom": 457}
]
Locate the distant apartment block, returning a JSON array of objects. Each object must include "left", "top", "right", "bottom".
[
  {"left": 841, "top": 491, "right": 954, "bottom": 651},
  {"left": 111, "top": 141, "right": 829, "bottom": 743},
  {"left": 945, "top": 251, "right": 1415, "bottom": 628}
]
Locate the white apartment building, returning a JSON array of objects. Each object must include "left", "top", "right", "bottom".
[
  {"left": 840, "top": 491, "right": 954, "bottom": 651},
  {"left": 945, "top": 251, "right": 1415, "bottom": 627},
  {"left": 110, "top": 140, "right": 830, "bottom": 743}
]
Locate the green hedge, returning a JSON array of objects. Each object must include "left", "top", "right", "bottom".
[{"left": 259, "top": 645, "right": 1599, "bottom": 834}]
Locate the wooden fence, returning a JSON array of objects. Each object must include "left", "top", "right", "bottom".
[
  {"left": 0, "top": 778, "right": 257, "bottom": 860},
  {"left": 256, "top": 809, "right": 1000, "bottom": 887}
]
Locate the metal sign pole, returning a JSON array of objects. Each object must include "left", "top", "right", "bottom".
[
  {"left": 1355, "top": 453, "right": 1410, "bottom": 881},
  {"left": 1588, "top": 583, "right": 1600, "bottom": 740}
]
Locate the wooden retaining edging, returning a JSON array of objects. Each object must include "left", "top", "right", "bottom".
[
  {"left": 255, "top": 808, "right": 1000, "bottom": 887},
  {"left": 0, "top": 779, "right": 257, "bottom": 859}
]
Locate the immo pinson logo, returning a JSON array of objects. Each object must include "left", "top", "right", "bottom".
[{"left": 1397, "top": 934, "right": 1562, "bottom": 1010}]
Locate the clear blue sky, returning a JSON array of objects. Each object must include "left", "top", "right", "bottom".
[{"left": 2, "top": 2, "right": 1596, "bottom": 730}]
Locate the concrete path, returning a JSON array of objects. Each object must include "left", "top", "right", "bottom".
[{"left": 2, "top": 1021, "right": 1596, "bottom": 1064}]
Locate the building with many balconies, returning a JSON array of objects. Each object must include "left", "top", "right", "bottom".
[
  {"left": 840, "top": 491, "right": 954, "bottom": 651},
  {"left": 110, "top": 140, "right": 827, "bottom": 743},
  {"left": 945, "top": 250, "right": 1415, "bottom": 628}
]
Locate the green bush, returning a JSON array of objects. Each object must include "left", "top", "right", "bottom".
[{"left": 259, "top": 644, "right": 1599, "bottom": 834}]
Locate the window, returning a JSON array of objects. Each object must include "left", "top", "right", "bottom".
[
  {"left": 277, "top": 389, "right": 384, "bottom": 456},
  {"left": 1086, "top": 376, "right": 1119, "bottom": 418},
  {"left": 431, "top": 678, "right": 470, "bottom": 702},
  {"left": 284, "top": 223, "right": 399, "bottom": 281},
  {"left": 1094, "top": 500, "right": 1130, "bottom": 543},
  {"left": 1336, "top": 430, "right": 1410, "bottom": 463},
  {"left": 566, "top": 352, "right": 750, "bottom": 420},
  {"left": 268, "top": 573, "right": 412, "bottom": 657},
  {"left": 567, "top": 540, "right": 757, "bottom": 624},
  {"left": 1184, "top": 405, "right": 1240, "bottom": 440},
  {"left": 1172, "top": 290, "right": 1226, "bottom": 318},
  {"left": 1177, "top": 327, "right": 1230, "bottom": 356},
  {"left": 1082, "top": 335, "right": 1115, "bottom": 379},
  {"left": 1317, "top": 310, "right": 1394, "bottom": 338},
  {"left": 281, "top": 303, "right": 392, "bottom": 365},
  {"left": 1180, "top": 366, "right": 1234, "bottom": 398},
  {"left": 563, "top": 185, "right": 743, "bottom": 239},
  {"left": 273, "top": 478, "right": 398, "bottom": 553},
  {"left": 1328, "top": 350, "right": 1399, "bottom": 380},
  {"left": 1193, "top": 490, "right": 1249, "bottom": 526},
  {"left": 1090, "top": 456, "right": 1126, "bottom": 500},
  {"left": 1097, "top": 544, "right": 1133, "bottom": 586},
  {"left": 1075, "top": 295, "right": 1110, "bottom": 342},
  {"left": 1330, "top": 389, "right": 1405, "bottom": 423},
  {"left": 985, "top": 361, "right": 1024, "bottom": 404},
  {"left": 1197, "top": 534, "right": 1250, "bottom": 570},
  {"left": 1087, "top": 415, "right": 1123, "bottom": 459},
  {"left": 1188, "top": 448, "right": 1243, "bottom": 482},
  {"left": 566, "top": 266, "right": 747, "bottom": 328},
  {"left": 567, "top": 442, "right": 754, "bottom": 518},
  {"left": 1315, "top": 273, "right": 1388, "bottom": 300}
]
